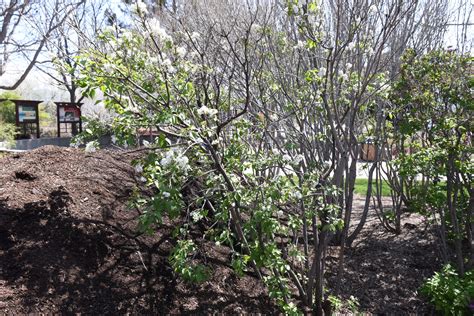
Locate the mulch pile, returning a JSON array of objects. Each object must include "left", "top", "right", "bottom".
[
  {"left": 0, "top": 146, "right": 276, "bottom": 314},
  {"left": 0, "top": 146, "right": 441, "bottom": 314}
]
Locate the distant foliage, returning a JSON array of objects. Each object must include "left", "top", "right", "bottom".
[
  {"left": 0, "top": 92, "right": 21, "bottom": 147},
  {"left": 0, "top": 121, "right": 16, "bottom": 148},
  {"left": 0, "top": 91, "right": 21, "bottom": 124}
]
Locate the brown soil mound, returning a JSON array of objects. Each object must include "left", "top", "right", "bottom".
[{"left": 0, "top": 146, "right": 276, "bottom": 314}]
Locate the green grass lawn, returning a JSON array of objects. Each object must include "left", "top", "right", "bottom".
[{"left": 354, "top": 178, "right": 392, "bottom": 197}]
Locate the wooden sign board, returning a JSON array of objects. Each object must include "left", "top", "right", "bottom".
[
  {"left": 14, "top": 100, "right": 41, "bottom": 139},
  {"left": 56, "top": 102, "right": 83, "bottom": 137}
]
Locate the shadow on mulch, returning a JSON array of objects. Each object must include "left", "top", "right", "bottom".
[
  {"left": 0, "top": 148, "right": 277, "bottom": 314},
  {"left": 327, "top": 215, "right": 442, "bottom": 314}
]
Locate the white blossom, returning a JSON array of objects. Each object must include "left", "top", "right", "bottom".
[
  {"left": 120, "top": 30, "right": 134, "bottom": 41},
  {"left": 251, "top": 24, "right": 262, "bottom": 33},
  {"left": 346, "top": 63, "right": 353, "bottom": 70},
  {"left": 368, "top": 4, "right": 378, "bottom": 14},
  {"left": 294, "top": 40, "right": 306, "bottom": 50},
  {"left": 292, "top": 4, "right": 299, "bottom": 14},
  {"left": 133, "top": 0, "right": 148, "bottom": 15},
  {"left": 175, "top": 155, "right": 189, "bottom": 171},
  {"left": 338, "top": 70, "right": 348, "bottom": 81},
  {"left": 294, "top": 154, "right": 304, "bottom": 164},
  {"left": 162, "top": 58, "right": 173, "bottom": 69},
  {"left": 85, "top": 141, "right": 98, "bottom": 153},
  {"left": 190, "top": 32, "right": 200, "bottom": 40},
  {"left": 211, "top": 137, "right": 223, "bottom": 145},
  {"left": 162, "top": 191, "right": 171, "bottom": 198},
  {"left": 70, "top": 138, "right": 82, "bottom": 148},
  {"left": 292, "top": 191, "right": 303, "bottom": 199},
  {"left": 318, "top": 67, "right": 326, "bottom": 77},
  {"left": 104, "top": 63, "right": 114, "bottom": 74},
  {"left": 197, "top": 106, "right": 218, "bottom": 117},
  {"left": 347, "top": 42, "right": 356, "bottom": 50},
  {"left": 103, "top": 25, "right": 114, "bottom": 33},
  {"left": 160, "top": 149, "right": 189, "bottom": 172},
  {"left": 382, "top": 46, "right": 391, "bottom": 55},
  {"left": 282, "top": 154, "right": 291, "bottom": 162},
  {"left": 243, "top": 167, "right": 253, "bottom": 176},
  {"left": 160, "top": 150, "right": 174, "bottom": 167},
  {"left": 134, "top": 164, "right": 143, "bottom": 173},
  {"left": 176, "top": 46, "right": 187, "bottom": 58},
  {"left": 147, "top": 18, "right": 172, "bottom": 42}
]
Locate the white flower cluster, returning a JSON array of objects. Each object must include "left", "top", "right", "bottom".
[
  {"left": 134, "top": 164, "right": 143, "bottom": 173},
  {"left": 120, "top": 30, "right": 134, "bottom": 42},
  {"left": 250, "top": 24, "right": 262, "bottom": 33},
  {"left": 85, "top": 141, "right": 99, "bottom": 153},
  {"left": 294, "top": 154, "right": 304, "bottom": 164},
  {"left": 294, "top": 40, "right": 306, "bottom": 50},
  {"left": 197, "top": 106, "right": 218, "bottom": 117},
  {"left": 149, "top": 54, "right": 176, "bottom": 73},
  {"left": 176, "top": 46, "right": 187, "bottom": 58},
  {"left": 292, "top": 2, "right": 303, "bottom": 14},
  {"left": 318, "top": 67, "right": 327, "bottom": 77},
  {"left": 70, "top": 138, "right": 82, "bottom": 148},
  {"left": 338, "top": 70, "right": 349, "bottom": 82},
  {"left": 368, "top": 4, "right": 378, "bottom": 15},
  {"left": 147, "top": 18, "right": 172, "bottom": 43},
  {"left": 291, "top": 191, "right": 303, "bottom": 199},
  {"left": 160, "top": 149, "right": 190, "bottom": 172},
  {"left": 347, "top": 42, "right": 356, "bottom": 51},
  {"left": 133, "top": 0, "right": 148, "bottom": 15},
  {"left": 103, "top": 25, "right": 115, "bottom": 34},
  {"left": 104, "top": 63, "right": 114, "bottom": 74},
  {"left": 190, "top": 32, "right": 200, "bottom": 40},
  {"left": 243, "top": 167, "right": 253, "bottom": 176}
]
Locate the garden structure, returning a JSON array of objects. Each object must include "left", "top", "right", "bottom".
[{"left": 0, "top": 99, "right": 82, "bottom": 140}]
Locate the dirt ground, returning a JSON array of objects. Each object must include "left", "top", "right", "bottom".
[
  {"left": 0, "top": 146, "right": 440, "bottom": 314},
  {"left": 327, "top": 197, "right": 441, "bottom": 314}
]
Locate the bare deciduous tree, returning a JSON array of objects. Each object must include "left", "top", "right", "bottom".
[{"left": 0, "top": 0, "right": 85, "bottom": 90}]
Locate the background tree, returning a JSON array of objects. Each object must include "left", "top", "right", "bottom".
[
  {"left": 0, "top": 0, "right": 85, "bottom": 90},
  {"left": 36, "top": 0, "right": 108, "bottom": 104}
]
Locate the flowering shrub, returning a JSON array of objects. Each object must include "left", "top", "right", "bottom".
[
  {"left": 76, "top": 8, "right": 342, "bottom": 311},
  {"left": 73, "top": 0, "right": 450, "bottom": 313}
]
